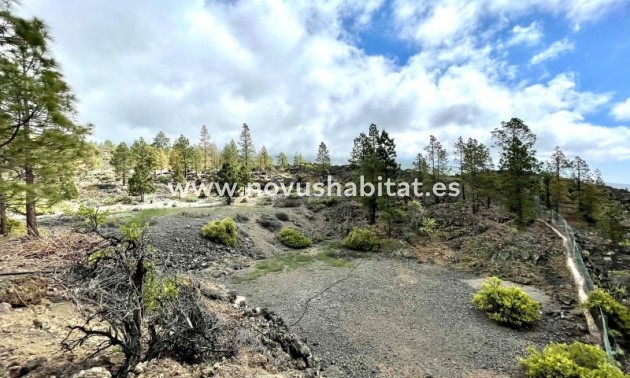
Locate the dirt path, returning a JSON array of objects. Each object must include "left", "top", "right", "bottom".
[
  {"left": 225, "top": 256, "right": 565, "bottom": 378},
  {"left": 540, "top": 220, "right": 601, "bottom": 342}
]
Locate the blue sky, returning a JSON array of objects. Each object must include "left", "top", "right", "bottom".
[{"left": 19, "top": 0, "right": 630, "bottom": 184}]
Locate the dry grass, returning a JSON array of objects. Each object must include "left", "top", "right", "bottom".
[{"left": 0, "top": 230, "right": 103, "bottom": 274}]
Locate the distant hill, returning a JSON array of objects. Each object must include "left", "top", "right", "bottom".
[{"left": 609, "top": 183, "right": 630, "bottom": 191}]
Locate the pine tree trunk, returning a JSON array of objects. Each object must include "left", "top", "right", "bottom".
[
  {"left": 369, "top": 200, "right": 377, "bottom": 224},
  {"left": 0, "top": 195, "right": 8, "bottom": 236},
  {"left": 25, "top": 165, "right": 39, "bottom": 237},
  {"left": 544, "top": 176, "right": 551, "bottom": 209}
]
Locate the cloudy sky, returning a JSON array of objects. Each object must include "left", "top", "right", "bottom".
[{"left": 20, "top": 0, "right": 630, "bottom": 183}]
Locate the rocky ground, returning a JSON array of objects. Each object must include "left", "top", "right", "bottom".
[
  {"left": 224, "top": 255, "right": 589, "bottom": 378},
  {"left": 0, "top": 189, "right": 602, "bottom": 378}
]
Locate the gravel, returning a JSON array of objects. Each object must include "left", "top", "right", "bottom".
[{"left": 225, "top": 257, "right": 587, "bottom": 378}]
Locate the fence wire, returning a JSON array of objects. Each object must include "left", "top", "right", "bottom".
[{"left": 543, "top": 208, "right": 614, "bottom": 359}]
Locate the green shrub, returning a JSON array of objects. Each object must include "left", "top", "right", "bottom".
[
  {"left": 201, "top": 218, "right": 237, "bottom": 247},
  {"left": 275, "top": 211, "right": 290, "bottom": 221},
  {"left": 418, "top": 218, "right": 439, "bottom": 239},
  {"left": 7, "top": 218, "right": 26, "bottom": 236},
  {"left": 342, "top": 227, "right": 381, "bottom": 252},
  {"left": 278, "top": 227, "right": 312, "bottom": 249},
  {"left": 518, "top": 341, "right": 626, "bottom": 378},
  {"left": 472, "top": 277, "right": 541, "bottom": 328},
  {"left": 583, "top": 288, "right": 630, "bottom": 335}
]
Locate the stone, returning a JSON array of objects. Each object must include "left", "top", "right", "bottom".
[
  {"left": 71, "top": 367, "right": 112, "bottom": 378},
  {"left": 133, "top": 362, "right": 147, "bottom": 374},
  {"left": 0, "top": 302, "right": 11, "bottom": 314}
]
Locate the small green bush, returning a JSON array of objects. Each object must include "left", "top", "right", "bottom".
[
  {"left": 201, "top": 218, "right": 237, "bottom": 247},
  {"left": 275, "top": 211, "right": 290, "bottom": 221},
  {"left": 472, "top": 277, "right": 541, "bottom": 328},
  {"left": 518, "top": 342, "right": 627, "bottom": 378},
  {"left": 418, "top": 218, "right": 439, "bottom": 239},
  {"left": 278, "top": 227, "right": 312, "bottom": 249},
  {"left": 342, "top": 227, "right": 381, "bottom": 252},
  {"left": 583, "top": 288, "right": 630, "bottom": 336}
]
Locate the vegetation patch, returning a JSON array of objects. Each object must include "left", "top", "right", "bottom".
[
  {"left": 472, "top": 277, "right": 541, "bottom": 328},
  {"left": 278, "top": 227, "right": 312, "bottom": 249},
  {"left": 583, "top": 288, "right": 630, "bottom": 340},
  {"left": 518, "top": 341, "right": 627, "bottom": 377},
  {"left": 201, "top": 217, "right": 237, "bottom": 247},
  {"left": 233, "top": 251, "right": 353, "bottom": 283},
  {"left": 342, "top": 227, "right": 381, "bottom": 252}
]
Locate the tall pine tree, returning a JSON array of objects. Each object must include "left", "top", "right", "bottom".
[{"left": 492, "top": 118, "right": 539, "bottom": 224}]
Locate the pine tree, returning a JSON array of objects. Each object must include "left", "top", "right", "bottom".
[
  {"left": 597, "top": 201, "right": 626, "bottom": 243},
  {"left": 128, "top": 138, "right": 156, "bottom": 202},
  {"left": 216, "top": 162, "right": 241, "bottom": 205},
  {"left": 572, "top": 156, "right": 591, "bottom": 213},
  {"left": 238, "top": 123, "right": 255, "bottom": 171},
  {"left": 316, "top": 142, "right": 331, "bottom": 179},
  {"left": 257, "top": 146, "right": 273, "bottom": 170},
  {"left": 412, "top": 153, "right": 429, "bottom": 183},
  {"left": 110, "top": 142, "right": 134, "bottom": 186},
  {"left": 293, "top": 152, "right": 303, "bottom": 168},
  {"left": 152, "top": 131, "right": 170, "bottom": 150},
  {"left": 276, "top": 152, "right": 289, "bottom": 169},
  {"left": 454, "top": 137, "right": 466, "bottom": 201},
  {"left": 207, "top": 142, "right": 220, "bottom": 171},
  {"left": 221, "top": 140, "right": 240, "bottom": 168},
  {"left": 0, "top": 10, "right": 90, "bottom": 236},
  {"left": 153, "top": 147, "right": 169, "bottom": 173},
  {"left": 462, "top": 138, "right": 492, "bottom": 213},
  {"left": 169, "top": 148, "right": 184, "bottom": 185},
  {"left": 546, "top": 146, "right": 571, "bottom": 213},
  {"left": 424, "top": 135, "right": 448, "bottom": 182},
  {"left": 349, "top": 124, "right": 399, "bottom": 224},
  {"left": 172, "top": 135, "right": 194, "bottom": 176},
  {"left": 492, "top": 118, "right": 540, "bottom": 224},
  {"left": 199, "top": 125, "right": 210, "bottom": 172}
]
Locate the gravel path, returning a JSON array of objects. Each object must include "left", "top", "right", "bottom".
[{"left": 226, "top": 257, "right": 571, "bottom": 378}]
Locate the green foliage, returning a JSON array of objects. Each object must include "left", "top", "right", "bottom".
[
  {"left": 342, "top": 227, "right": 381, "bottom": 252},
  {"left": 583, "top": 289, "right": 630, "bottom": 335},
  {"left": 238, "top": 123, "right": 255, "bottom": 171},
  {"left": 472, "top": 277, "right": 541, "bottom": 328},
  {"left": 111, "top": 142, "right": 133, "bottom": 185},
  {"left": 128, "top": 138, "right": 157, "bottom": 202},
  {"left": 120, "top": 221, "right": 146, "bottom": 242},
  {"left": 0, "top": 10, "right": 92, "bottom": 236},
  {"left": 143, "top": 270, "right": 180, "bottom": 311},
  {"left": 172, "top": 134, "right": 195, "bottom": 175},
  {"left": 76, "top": 204, "right": 109, "bottom": 231},
  {"left": 518, "top": 342, "right": 626, "bottom": 378},
  {"left": 419, "top": 218, "right": 439, "bottom": 239},
  {"left": 216, "top": 162, "right": 241, "bottom": 205},
  {"left": 233, "top": 251, "right": 353, "bottom": 283},
  {"left": 257, "top": 145, "right": 273, "bottom": 170},
  {"left": 278, "top": 227, "right": 312, "bottom": 249},
  {"left": 597, "top": 202, "right": 626, "bottom": 243},
  {"left": 316, "top": 141, "right": 331, "bottom": 178},
  {"left": 424, "top": 135, "right": 448, "bottom": 182},
  {"left": 491, "top": 118, "right": 539, "bottom": 224},
  {"left": 201, "top": 218, "right": 237, "bottom": 247},
  {"left": 349, "top": 124, "right": 399, "bottom": 224},
  {"left": 87, "top": 246, "right": 114, "bottom": 265},
  {"left": 6, "top": 218, "right": 26, "bottom": 236},
  {"left": 276, "top": 152, "right": 289, "bottom": 169}
]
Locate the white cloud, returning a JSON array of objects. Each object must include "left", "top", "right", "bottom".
[
  {"left": 392, "top": 0, "right": 626, "bottom": 47},
  {"left": 16, "top": 0, "right": 630, "bottom": 183},
  {"left": 507, "top": 21, "right": 543, "bottom": 46},
  {"left": 530, "top": 38, "right": 575, "bottom": 64},
  {"left": 611, "top": 98, "right": 630, "bottom": 121}
]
